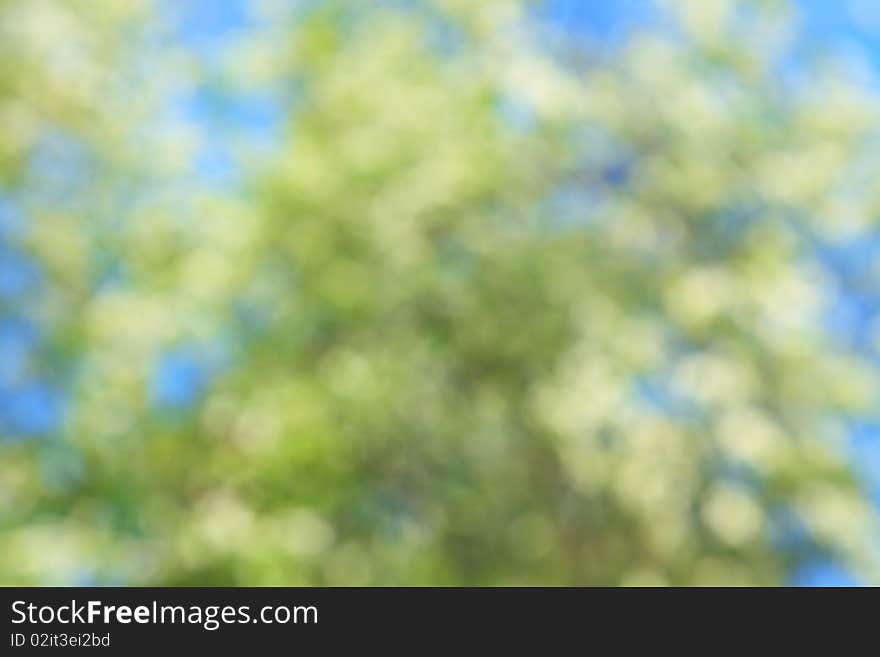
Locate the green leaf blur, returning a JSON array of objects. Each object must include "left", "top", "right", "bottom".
[{"left": 1, "top": 0, "right": 879, "bottom": 585}]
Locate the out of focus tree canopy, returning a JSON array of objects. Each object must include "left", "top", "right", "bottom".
[{"left": 2, "top": 0, "right": 880, "bottom": 585}]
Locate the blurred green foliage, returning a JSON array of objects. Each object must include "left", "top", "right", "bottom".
[{"left": 2, "top": 0, "right": 880, "bottom": 585}]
